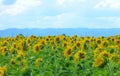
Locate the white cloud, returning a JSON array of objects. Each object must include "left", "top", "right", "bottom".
[
  {"left": 30, "top": 13, "right": 76, "bottom": 28},
  {"left": 0, "top": 24, "right": 6, "bottom": 30},
  {"left": 43, "top": 16, "right": 52, "bottom": 20},
  {"left": 0, "top": 0, "right": 41, "bottom": 16},
  {"left": 57, "top": 0, "right": 65, "bottom": 5},
  {"left": 42, "top": 13, "right": 76, "bottom": 28},
  {"left": 57, "top": 0, "right": 86, "bottom": 7},
  {"left": 113, "top": 21, "right": 120, "bottom": 28},
  {"left": 0, "top": 0, "right": 2, "bottom": 4},
  {"left": 53, "top": 13, "right": 75, "bottom": 28},
  {"left": 29, "top": 15, "right": 120, "bottom": 29},
  {"left": 94, "top": 0, "right": 120, "bottom": 9},
  {"left": 95, "top": 16, "right": 120, "bottom": 28},
  {"left": 96, "top": 17, "right": 120, "bottom": 21}
]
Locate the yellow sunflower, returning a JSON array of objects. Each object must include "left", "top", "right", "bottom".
[
  {"left": 0, "top": 66, "right": 6, "bottom": 76},
  {"left": 74, "top": 51, "right": 86, "bottom": 61},
  {"left": 93, "top": 56, "right": 105, "bottom": 67},
  {"left": 35, "top": 58, "right": 42, "bottom": 66},
  {"left": 64, "top": 46, "right": 73, "bottom": 58},
  {"left": 33, "top": 44, "right": 40, "bottom": 53}
]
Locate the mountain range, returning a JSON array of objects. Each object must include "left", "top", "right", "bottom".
[{"left": 0, "top": 28, "right": 120, "bottom": 37}]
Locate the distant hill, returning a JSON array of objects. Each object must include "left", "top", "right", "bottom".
[{"left": 0, "top": 28, "right": 120, "bottom": 37}]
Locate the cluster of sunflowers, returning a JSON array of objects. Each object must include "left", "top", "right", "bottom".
[{"left": 0, "top": 34, "right": 120, "bottom": 76}]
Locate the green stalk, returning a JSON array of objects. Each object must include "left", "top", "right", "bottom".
[
  {"left": 18, "top": 66, "right": 19, "bottom": 76},
  {"left": 54, "top": 48, "right": 57, "bottom": 76},
  {"left": 107, "top": 63, "right": 112, "bottom": 76},
  {"left": 74, "top": 62, "right": 77, "bottom": 76}
]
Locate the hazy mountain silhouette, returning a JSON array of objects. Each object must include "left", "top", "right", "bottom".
[{"left": 0, "top": 28, "right": 120, "bottom": 37}]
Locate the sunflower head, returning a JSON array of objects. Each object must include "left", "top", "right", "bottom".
[
  {"left": 27, "top": 38, "right": 31, "bottom": 44},
  {"left": 96, "top": 39, "right": 101, "bottom": 44},
  {"left": 33, "top": 44, "right": 40, "bottom": 53},
  {"left": 54, "top": 36, "right": 60, "bottom": 43},
  {"left": 74, "top": 51, "right": 86, "bottom": 62},
  {"left": 75, "top": 41, "right": 81, "bottom": 48},
  {"left": 93, "top": 56, "right": 105, "bottom": 67},
  {"left": 62, "top": 42, "right": 68, "bottom": 48},
  {"left": 117, "top": 58, "right": 120, "bottom": 64},
  {"left": 101, "top": 40, "right": 109, "bottom": 47},
  {"left": 10, "top": 58, "right": 16, "bottom": 65},
  {"left": 77, "top": 51, "right": 86, "bottom": 59},
  {"left": 17, "top": 50, "right": 25, "bottom": 58},
  {"left": 115, "top": 40, "right": 120, "bottom": 45},
  {"left": 0, "top": 66, "right": 6, "bottom": 76},
  {"left": 64, "top": 46, "right": 73, "bottom": 58},
  {"left": 100, "top": 51, "right": 110, "bottom": 58},
  {"left": 35, "top": 58, "right": 42, "bottom": 66},
  {"left": 1, "top": 47, "right": 8, "bottom": 56},
  {"left": 40, "top": 39, "right": 46, "bottom": 46},
  {"left": 12, "top": 43, "right": 17, "bottom": 48}
]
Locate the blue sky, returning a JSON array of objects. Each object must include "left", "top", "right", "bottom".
[{"left": 0, "top": 0, "right": 120, "bottom": 30}]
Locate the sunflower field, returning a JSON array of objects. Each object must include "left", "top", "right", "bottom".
[{"left": 0, "top": 34, "right": 120, "bottom": 76}]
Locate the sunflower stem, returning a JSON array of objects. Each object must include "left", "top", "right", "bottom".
[
  {"left": 74, "top": 62, "right": 77, "bottom": 76},
  {"left": 107, "top": 63, "right": 112, "bottom": 76}
]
